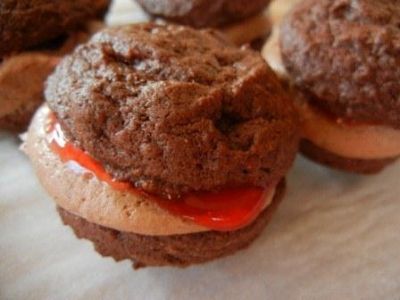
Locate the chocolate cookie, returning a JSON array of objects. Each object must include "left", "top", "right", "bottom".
[
  {"left": 280, "top": 0, "right": 400, "bottom": 129},
  {"left": 57, "top": 179, "right": 285, "bottom": 268},
  {"left": 0, "top": 53, "right": 58, "bottom": 132},
  {"left": 0, "top": 0, "right": 110, "bottom": 56},
  {"left": 0, "top": 102, "right": 40, "bottom": 132},
  {"left": 135, "top": 0, "right": 270, "bottom": 28},
  {"left": 0, "top": 22, "right": 103, "bottom": 132},
  {"left": 46, "top": 23, "right": 299, "bottom": 198}
]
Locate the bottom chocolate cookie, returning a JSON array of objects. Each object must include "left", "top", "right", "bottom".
[
  {"left": 300, "top": 140, "right": 398, "bottom": 174},
  {"left": 58, "top": 180, "right": 285, "bottom": 269}
]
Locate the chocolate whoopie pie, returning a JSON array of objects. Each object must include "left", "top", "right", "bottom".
[
  {"left": 263, "top": 0, "right": 400, "bottom": 174},
  {"left": 134, "top": 0, "right": 272, "bottom": 47},
  {"left": 0, "top": 0, "right": 110, "bottom": 132},
  {"left": 25, "top": 23, "right": 299, "bottom": 268}
]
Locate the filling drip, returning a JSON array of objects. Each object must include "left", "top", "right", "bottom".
[{"left": 46, "top": 113, "right": 276, "bottom": 231}]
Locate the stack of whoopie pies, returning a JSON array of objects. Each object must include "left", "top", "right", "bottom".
[
  {"left": 263, "top": 0, "right": 400, "bottom": 174},
  {"left": 0, "top": 0, "right": 110, "bottom": 131},
  {"left": 134, "top": 0, "right": 273, "bottom": 47},
  {"left": 25, "top": 23, "right": 299, "bottom": 268}
]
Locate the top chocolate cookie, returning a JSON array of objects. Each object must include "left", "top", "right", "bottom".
[
  {"left": 280, "top": 0, "right": 400, "bottom": 128},
  {"left": 46, "top": 23, "right": 298, "bottom": 198},
  {"left": 135, "top": 0, "right": 271, "bottom": 28},
  {"left": 0, "top": 0, "right": 110, "bottom": 56}
]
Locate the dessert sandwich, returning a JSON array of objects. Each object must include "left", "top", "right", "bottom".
[
  {"left": 263, "top": 0, "right": 400, "bottom": 174},
  {"left": 134, "top": 0, "right": 273, "bottom": 47},
  {"left": 0, "top": 0, "right": 110, "bottom": 132},
  {"left": 25, "top": 23, "right": 299, "bottom": 268}
]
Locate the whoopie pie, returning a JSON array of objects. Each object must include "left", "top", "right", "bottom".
[
  {"left": 25, "top": 23, "right": 299, "bottom": 268},
  {"left": 134, "top": 0, "right": 273, "bottom": 47},
  {"left": 263, "top": 0, "right": 400, "bottom": 174},
  {"left": 0, "top": 0, "right": 110, "bottom": 131}
]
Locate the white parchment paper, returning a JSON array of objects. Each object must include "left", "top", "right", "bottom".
[{"left": 1, "top": 1, "right": 400, "bottom": 299}]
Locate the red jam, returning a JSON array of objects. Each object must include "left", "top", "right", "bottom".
[{"left": 46, "top": 115, "right": 270, "bottom": 231}]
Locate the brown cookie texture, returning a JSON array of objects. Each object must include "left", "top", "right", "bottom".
[
  {"left": 0, "top": 0, "right": 110, "bottom": 56},
  {"left": 280, "top": 0, "right": 400, "bottom": 129},
  {"left": 46, "top": 23, "right": 299, "bottom": 198},
  {"left": 0, "top": 101, "right": 40, "bottom": 132},
  {"left": 0, "top": 23, "right": 102, "bottom": 132},
  {"left": 135, "top": 0, "right": 270, "bottom": 28},
  {"left": 57, "top": 179, "right": 285, "bottom": 268},
  {"left": 300, "top": 139, "right": 398, "bottom": 174},
  {"left": 0, "top": 53, "right": 58, "bottom": 132}
]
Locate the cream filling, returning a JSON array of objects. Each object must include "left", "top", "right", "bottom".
[
  {"left": 297, "top": 100, "right": 400, "bottom": 160},
  {"left": 267, "top": 0, "right": 303, "bottom": 25},
  {"left": 262, "top": 26, "right": 288, "bottom": 79},
  {"left": 0, "top": 21, "right": 104, "bottom": 120},
  {"left": 24, "top": 105, "right": 277, "bottom": 236},
  {"left": 262, "top": 28, "right": 400, "bottom": 160},
  {"left": 222, "top": 12, "right": 271, "bottom": 45},
  {"left": 262, "top": 0, "right": 303, "bottom": 78}
]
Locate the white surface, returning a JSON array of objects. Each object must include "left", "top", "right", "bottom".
[
  {"left": 2, "top": 0, "right": 400, "bottom": 299},
  {"left": 2, "top": 131, "right": 400, "bottom": 300}
]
